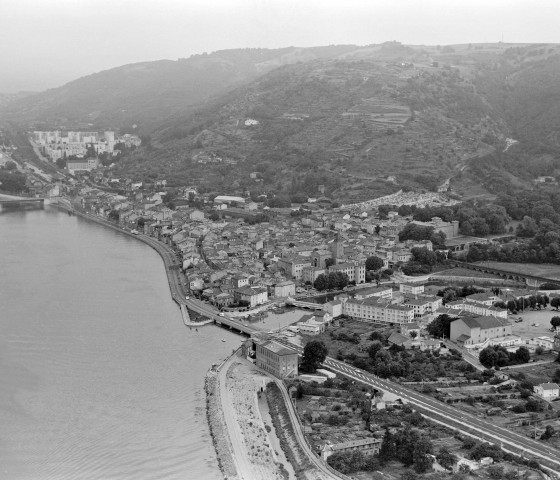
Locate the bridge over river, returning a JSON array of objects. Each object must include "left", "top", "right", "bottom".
[{"left": 449, "top": 260, "right": 559, "bottom": 288}]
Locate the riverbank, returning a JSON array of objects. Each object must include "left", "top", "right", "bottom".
[
  {"left": 0, "top": 207, "right": 226, "bottom": 479},
  {"left": 49, "top": 200, "right": 207, "bottom": 317},
  {"left": 206, "top": 353, "right": 297, "bottom": 480}
]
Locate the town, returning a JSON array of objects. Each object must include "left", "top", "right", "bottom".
[{"left": 3, "top": 129, "right": 560, "bottom": 480}]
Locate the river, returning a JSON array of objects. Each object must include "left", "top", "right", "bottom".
[{"left": 0, "top": 206, "right": 237, "bottom": 479}]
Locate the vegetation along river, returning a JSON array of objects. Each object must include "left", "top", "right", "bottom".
[{"left": 0, "top": 206, "right": 239, "bottom": 479}]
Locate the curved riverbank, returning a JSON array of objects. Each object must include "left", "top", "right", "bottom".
[
  {"left": 0, "top": 207, "right": 226, "bottom": 479},
  {"left": 49, "top": 200, "right": 192, "bottom": 309}
]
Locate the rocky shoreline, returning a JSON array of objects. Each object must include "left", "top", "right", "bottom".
[{"left": 205, "top": 370, "right": 239, "bottom": 480}]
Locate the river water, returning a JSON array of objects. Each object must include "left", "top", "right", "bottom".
[{"left": 0, "top": 206, "right": 237, "bottom": 480}]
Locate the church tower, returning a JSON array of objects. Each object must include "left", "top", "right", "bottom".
[{"left": 335, "top": 233, "right": 344, "bottom": 262}]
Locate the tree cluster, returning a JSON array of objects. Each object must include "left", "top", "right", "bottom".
[
  {"left": 426, "top": 314, "right": 456, "bottom": 339},
  {"left": 0, "top": 170, "right": 28, "bottom": 194},
  {"left": 378, "top": 426, "right": 434, "bottom": 473},
  {"left": 365, "top": 256, "right": 384, "bottom": 271},
  {"left": 479, "top": 345, "right": 531, "bottom": 368},
  {"left": 326, "top": 449, "right": 379, "bottom": 474},
  {"left": 437, "top": 285, "right": 485, "bottom": 304},
  {"left": 503, "top": 294, "right": 549, "bottom": 313},
  {"left": 313, "top": 271, "right": 349, "bottom": 291}
]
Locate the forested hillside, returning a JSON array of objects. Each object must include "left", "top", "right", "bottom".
[{"left": 5, "top": 42, "right": 560, "bottom": 203}]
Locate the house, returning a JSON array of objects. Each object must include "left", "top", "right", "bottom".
[
  {"left": 450, "top": 316, "right": 514, "bottom": 348},
  {"left": 302, "top": 266, "right": 326, "bottom": 284},
  {"left": 187, "top": 275, "right": 204, "bottom": 291},
  {"left": 277, "top": 255, "right": 312, "bottom": 280},
  {"left": 419, "top": 339, "right": 442, "bottom": 351},
  {"left": 255, "top": 340, "right": 298, "bottom": 379},
  {"left": 232, "top": 275, "right": 250, "bottom": 288},
  {"left": 273, "top": 280, "right": 296, "bottom": 298},
  {"left": 321, "top": 438, "right": 382, "bottom": 461},
  {"left": 534, "top": 383, "right": 560, "bottom": 401},
  {"left": 400, "top": 282, "right": 425, "bottom": 295},
  {"left": 323, "top": 300, "right": 343, "bottom": 318},
  {"left": 298, "top": 312, "right": 332, "bottom": 325},
  {"left": 298, "top": 320, "right": 325, "bottom": 335},
  {"left": 353, "top": 286, "right": 393, "bottom": 300},
  {"left": 189, "top": 209, "right": 205, "bottom": 221},
  {"left": 66, "top": 157, "right": 99, "bottom": 175},
  {"left": 400, "top": 322, "right": 420, "bottom": 336},
  {"left": 388, "top": 331, "right": 414, "bottom": 348},
  {"left": 328, "top": 261, "right": 366, "bottom": 284},
  {"left": 233, "top": 286, "right": 268, "bottom": 308}
]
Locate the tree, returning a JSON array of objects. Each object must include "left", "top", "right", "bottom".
[
  {"left": 426, "top": 314, "right": 455, "bottom": 339},
  {"left": 367, "top": 341, "right": 383, "bottom": 360},
  {"left": 513, "top": 346, "right": 530, "bottom": 364},
  {"left": 506, "top": 300, "right": 517, "bottom": 313},
  {"left": 487, "top": 465, "right": 504, "bottom": 479},
  {"left": 379, "top": 429, "right": 397, "bottom": 465},
  {"left": 412, "top": 247, "right": 437, "bottom": 266},
  {"left": 4, "top": 160, "right": 17, "bottom": 170},
  {"left": 437, "top": 448, "right": 458, "bottom": 470},
  {"left": 413, "top": 436, "right": 434, "bottom": 473},
  {"left": 366, "top": 256, "right": 384, "bottom": 271},
  {"left": 541, "top": 425, "right": 555, "bottom": 440},
  {"left": 301, "top": 341, "right": 328, "bottom": 373},
  {"left": 479, "top": 347, "right": 499, "bottom": 368},
  {"left": 209, "top": 211, "right": 220, "bottom": 221},
  {"left": 551, "top": 317, "right": 560, "bottom": 329},
  {"left": 325, "top": 258, "right": 336, "bottom": 269},
  {"left": 313, "top": 274, "right": 328, "bottom": 291},
  {"left": 551, "top": 297, "right": 560, "bottom": 310},
  {"left": 108, "top": 210, "right": 120, "bottom": 222}
]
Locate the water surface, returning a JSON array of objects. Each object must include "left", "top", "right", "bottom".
[{"left": 0, "top": 207, "right": 236, "bottom": 479}]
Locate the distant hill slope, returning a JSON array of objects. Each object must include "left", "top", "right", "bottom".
[
  {"left": 0, "top": 46, "right": 364, "bottom": 132},
  {"left": 6, "top": 42, "right": 560, "bottom": 203}
]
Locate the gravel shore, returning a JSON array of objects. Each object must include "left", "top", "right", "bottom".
[{"left": 205, "top": 371, "right": 239, "bottom": 480}]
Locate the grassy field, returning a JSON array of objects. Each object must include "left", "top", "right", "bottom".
[{"left": 475, "top": 261, "right": 560, "bottom": 281}]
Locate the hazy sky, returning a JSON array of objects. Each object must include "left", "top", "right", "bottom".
[{"left": 2, "top": 0, "right": 559, "bottom": 93}]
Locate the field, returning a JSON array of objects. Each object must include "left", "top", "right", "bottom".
[{"left": 474, "top": 261, "right": 560, "bottom": 281}]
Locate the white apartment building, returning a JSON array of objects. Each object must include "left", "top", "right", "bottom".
[
  {"left": 400, "top": 283, "right": 425, "bottom": 295},
  {"left": 343, "top": 298, "right": 414, "bottom": 324}
]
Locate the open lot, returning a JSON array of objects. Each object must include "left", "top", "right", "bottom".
[{"left": 510, "top": 308, "right": 560, "bottom": 341}]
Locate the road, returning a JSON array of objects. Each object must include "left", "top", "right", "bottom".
[
  {"left": 275, "top": 340, "right": 560, "bottom": 475},
  {"left": 269, "top": 376, "right": 348, "bottom": 480}
]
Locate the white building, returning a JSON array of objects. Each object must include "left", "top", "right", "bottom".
[
  {"left": 328, "top": 261, "right": 366, "bottom": 284},
  {"left": 400, "top": 283, "right": 425, "bottom": 295},
  {"left": 343, "top": 297, "right": 414, "bottom": 324},
  {"left": 534, "top": 383, "right": 560, "bottom": 401}
]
